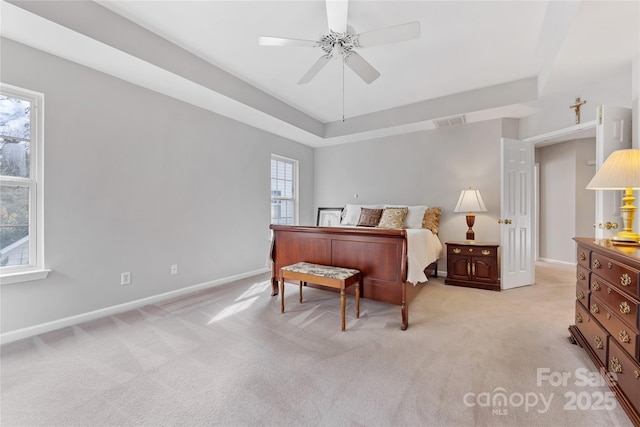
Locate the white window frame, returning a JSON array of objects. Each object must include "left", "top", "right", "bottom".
[
  {"left": 0, "top": 83, "right": 49, "bottom": 284},
  {"left": 270, "top": 154, "right": 299, "bottom": 225}
]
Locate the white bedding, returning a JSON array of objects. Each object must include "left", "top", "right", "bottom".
[{"left": 405, "top": 228, "right": 443, "bottom": 284}]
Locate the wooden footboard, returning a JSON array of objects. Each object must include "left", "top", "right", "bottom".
[{"left": 269, "top": 225, "right": 436, "bottom": 330}]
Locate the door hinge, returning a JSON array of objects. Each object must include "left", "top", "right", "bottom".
[{"left": 598, "top": 106, "right": 603, "bottom": 125}]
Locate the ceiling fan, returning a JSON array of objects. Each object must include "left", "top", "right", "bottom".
[{"left": 258, "top": 0, "right": 420, "bottom": 85}]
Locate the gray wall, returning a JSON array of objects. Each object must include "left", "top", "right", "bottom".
[
  {"left": 536, "top": 138, "right": 595, "bottom": 263},
  {"left": 314, "top": 119, "right": 509, "bottom": 271},
  {"left": 0, "top": 39, "right": 314, "bottom": 334}
]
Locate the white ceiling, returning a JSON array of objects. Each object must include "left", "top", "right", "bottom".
[{"left": 2, "top": 1, "right": 639, "bottom": 146}]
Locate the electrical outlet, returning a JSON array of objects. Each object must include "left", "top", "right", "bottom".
[
  {"left": 121, "top": 272, "right": 131, "bottom": 286},
  {"left": 170, "top": 264, "right": 178, "bottom": 275}
]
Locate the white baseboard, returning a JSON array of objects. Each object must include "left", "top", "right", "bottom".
[
  {"left": 537, "top": 258, "right": 576, "bottom": 267},
  {"left": 0, "top": 267, "right": 270, "bottom": 345}
]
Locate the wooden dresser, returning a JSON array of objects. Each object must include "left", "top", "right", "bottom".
[
  {"left": 445, "top": 241, "right": 500, "bottom": 291},
  {"left": 570, "top": 238, "right": 640, "bottom": 425}
]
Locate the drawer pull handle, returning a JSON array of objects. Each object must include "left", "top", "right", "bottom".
[
  {"left": 592, "top": 281, "right": 600, "bottom": 291},
  {"left": 576, "top": 312, "right": 583, "bottom": 323},
  {"left": 590, "top": 303, "right": 599, "bottom": 314},
  {"left": 594, "top": 336, "right": 603, "bottom": 349},
  {"left": 620, "top": 301, "right": 631, "bottom": 315},
  {"left": 608, "top": 287, "right": 612, "bottom": 294},
  {"left": 577, "top": 291, "right": 584, "bottom": 300},
  {"left": 619, "top": 330, "right": 630, "bottom": 343},
  {"left": 593, "top": 259, "right": 601, "bottom": 269},
  {"left": 620, "top": 273, "right": 632, "bottom": 287},
  {"left": 472, "top": 263, "right": 475, "bottom": 275},
  {"left": 579, "top": 253, "right": 586, "bottom": 261},
  {"left": 467, "top": 263, "right": 471, "bottom": 275},
  {"left": 578, "top": 272, "right": 585, "bottom": 280},
  {"left": 453, "top": 248, "right": 461, "bottom": 254},
  {"left": 607, "top": 313, "right": 611, "bottom": 320},
  {"left": 608, "top": 261, "right": 613, "bottom": 269},
  {"left": 481, "top": 250, "right": 491, "bottom": 255},
  {"left": 635, "top": 371, "right": 640, "bottom": 380},
  {"left": 610, "top": 357, "right": 623, "bottom": 374}
]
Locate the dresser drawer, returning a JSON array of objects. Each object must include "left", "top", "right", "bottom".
[
  {"left": 608, "top": 339, "right": 640, "bottom": 413},
  {"left": 590, "top": 295, "right": 640, "bottom": 361},
  {"left": 576, "top": 279, "right": 590, "bottom": 309},
  {"left": 592, "top": 273, "right": 640, "bottom": 331},
  {"left": 591, "top": 250, "right": 640, "bottom": 298},
  {"left": 577, "top": 246, "right": 591, "bottom": 269},
  {"left": 576, "top": 264, "right": 590, "bottom": 288},
  {"left": 575, "top": 302, "right": 608, "bottom": 366}
]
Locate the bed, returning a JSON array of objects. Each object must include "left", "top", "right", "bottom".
[{"left": 268, "top": 222, "right": 442, "bottom": 330}]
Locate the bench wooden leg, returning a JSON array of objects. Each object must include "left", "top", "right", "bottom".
[
  {"left": 341, "top": 288, "right": 346, "bottom": 331},
  {"left": 356, "top": 281, "right": 360, "bottom": 319},
  {"left": 280, "top": 277, "right": 285, "bottom": 313},
  {"left": 299, "top": 281, "right": 303, "bottom": 303}
]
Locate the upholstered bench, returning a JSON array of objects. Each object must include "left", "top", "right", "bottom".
[{"left": 279, "top": 262, "right": 361, "bottom": 331}]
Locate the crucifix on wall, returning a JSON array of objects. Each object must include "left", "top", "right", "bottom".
[{"left": 569, "top": 97, "right": 587, "bottom": 124}]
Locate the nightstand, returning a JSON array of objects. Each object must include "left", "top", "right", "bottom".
[{"left": 445, "top": 241, "right": 500, "bottom": 291}]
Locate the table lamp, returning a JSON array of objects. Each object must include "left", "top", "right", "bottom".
[
  {"left": 586, "top": 149, "right": 640, "bottom": 243},
  {"left": 454, "top": 188, "right": 487, "bottom": 241}
]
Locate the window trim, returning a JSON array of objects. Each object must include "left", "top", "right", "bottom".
[
  {"left": 270, "top": 154, "right": 299, "bottom": 226},
  {"left": 0, "top": 83, "right": 49, "bottom": 284}
]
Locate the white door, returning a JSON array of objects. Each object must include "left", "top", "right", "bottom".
[
  {"left": 594, "top": 106, "right": 632, "bottom": 239},
  {"left": 500, "top": 138, "right": 535, "bottom": 289}
]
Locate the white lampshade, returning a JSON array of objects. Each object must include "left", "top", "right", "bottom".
[
  {"left": 586, "top": 149, "right": 640, "bottom": 190},
  {"left": 454, "top": 189, "right": 487, "bottom": 213}
]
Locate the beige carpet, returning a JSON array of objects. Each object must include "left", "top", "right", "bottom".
[{"left": 0, "top": 263, "right": 633, "bottom": 426}]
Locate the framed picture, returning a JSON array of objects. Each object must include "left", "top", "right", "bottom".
[{"left": 317, "top": 207, "right": 343, "bottom": 227}]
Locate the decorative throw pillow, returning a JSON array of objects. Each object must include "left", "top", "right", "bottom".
[
  {"left": 422, "top": 207, "right": 442, "bottom": 234},
  {"left": 377, "top": 207, "right": 408, "bottom": 229},
  {"left": 357, "top": 208, "right": 383, "bottom": 227}
]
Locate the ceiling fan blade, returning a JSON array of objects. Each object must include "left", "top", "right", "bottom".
[
  {"left": 326, "top": 0, "right": 348, "bottom": 33},
  {"left": 259, "top": 36, "right": 318, "bottom": 47},
  {"left": 344, "top": 52, "right": 380, "bottom": 84},
  {"left": 298, "top": 56, "right": 331, "bottom": 84},
  {"left": 357, "top": 21, "right": 420, "bottom": 47}
]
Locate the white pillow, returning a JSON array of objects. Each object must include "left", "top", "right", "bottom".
[
  {"left": 341, "top": 204, "right": 383, "bottom": 225},
  {"left": 405, "top": 205, "right": 429, "bottom": 228}
]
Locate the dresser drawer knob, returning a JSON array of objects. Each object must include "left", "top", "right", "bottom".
[
  {"left": 590, "top": 303, "right": 599, "bottom": 314},
  {"left": 594, "top": 336, "right": 604, "bottom": 349},
  {"left": 579, "top": 253, "right": 586, "bottom": 261},
  {"left": 578, "top": 272, "right": 585, "bottom": 281},
  {"left": 620, "top": 301, "right": 631, "bottom": 315},
  {"left": 610, "top": 357, "right": 623, "bottom": 374},
  {"left": 608, "top": 261, "right": 613, "bottom": 269},
  {"left": 592, "top": 281, "right": 600, "bottom": 291},
  {"left": 577, "top": 291, "right": 584, "bottom": 300},
  {"left": 453, "top": 248, "right": 461, "bottom": 254},
  {"left": 481, "top": 250, "right": 491, "bottom": 255},
  {"left": 593, "top": 259, "right": 601, "bottom": 269},
  {"left": 620, "top": 273, "right": 632, "bottom": 287},
  {"left": 619, "top": 330, "right": 631, "bottom": 344},
  {"left": 608, "top": 287, "right": 612, "bottom": 294},
  {"left": 576, "top": 312, "right": 583, "bottom": 323},
  {"left": 635, "top": 370, "right": 640, "bottom": 380},
  {"left": 607, "top": 313, "right": 611, "bottom": 320}
]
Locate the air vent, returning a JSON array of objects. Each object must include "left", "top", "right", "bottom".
[{"left": 433, "top": 114, "right": 466, "bottom": 128}]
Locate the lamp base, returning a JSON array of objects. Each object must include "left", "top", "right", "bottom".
[
  {"left": 465, "top": 213, "right": 476, "bottom": 241},
  {"left": 612, "top": 232, "right": 640, "bottom": 244}
]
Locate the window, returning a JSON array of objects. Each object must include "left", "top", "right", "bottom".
[
  {"left": 270, "top": 155, "right": 298, "bottom": 225},
  {"left": 0, "top": 84, "right": 48, "bottom": 284}
]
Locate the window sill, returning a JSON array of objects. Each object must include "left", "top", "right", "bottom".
[{"left": 1, "top": 269, "right": 51, "bottom": 285}]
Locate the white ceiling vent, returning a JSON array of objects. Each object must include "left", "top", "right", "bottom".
[{"left": 433, "top": 114, "right": 466, "bottom": 128}]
